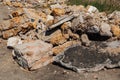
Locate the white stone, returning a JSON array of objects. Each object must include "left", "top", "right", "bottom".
[
  {"left": 7, "top": 37, "right": 22, "bottom": 48},
  {"left": 47, "top": 15, "right": 54, "bottom": 21},
  {"left": 87, "top": 6, "right": 99, "bottom": 13},
  {"left": 50, "top": 3, "right": 63, "bottom": 10}
]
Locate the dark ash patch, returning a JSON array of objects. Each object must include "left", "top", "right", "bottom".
[{"left": 55, "top": 42, "right": 120, "bottom": 72}]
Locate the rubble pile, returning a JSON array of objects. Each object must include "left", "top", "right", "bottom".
[{"left": 1, "top": 0, "right": 120, "bottom": 71}]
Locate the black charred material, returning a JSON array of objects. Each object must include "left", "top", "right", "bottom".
[{"left": 55, "top": 42, "right": 120, "bottom": 72}]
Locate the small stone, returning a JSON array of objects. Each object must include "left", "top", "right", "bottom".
[
  {"left": 46, "top": 20, "right": 54, "bottom": 26},
  {"left": 52, "top": 41, "right": 81, "bottom": 55},
  {"left": 7, "top": 37, "right": 22, "bottom": 48},
  {"left": 49, "top": 30, "right": 67, "bottom": 45},
  {"left": 67, "top": 29, "right": 79, "bottom": 40},
  {"left": 81, "top": 34, "right": 91, "bottom": 46},
  {"left": 61, "top": 22, "right": 71, "bottom": 32},
  {"left": 52, "top": 8, "right": 65, "bottom": 16},
  {"left": 12, "top": 2, "right": 23, "bottom": 7},
  {"left": 108, "top": 11, "right": 120, "bottom": 19},
  {"left": 23, "top": 8, "right": 40, "bottom": 21},
  {"left": 100, "top": 22, "right": 112, "bottom": 37},
  {"left": 11, "top": 9, "right": 24, "bottom": 17},
  {"left": 54, "top": 70, "right": 57, "bottom": 74},
  {"left": 111, "top": 25, "right": 120, "bottom": 37},
  {"left": 93, "top": 75, "right": 98, "bottom": 79},
  {"left": 28, "top": 21, "right": 37, "bottom": 29},
  {"left": 39, "top": 12, "right": 47, "bottom": 21},
  {"left": 50, "top": 3, "right": 63, "bottom": 10},
  {"left": 61, "top": 22, "right": 79, "bottom": 40},
  {"left": 3, "top": 0, "right": 11, "bottom": 6},
  {"left": 46, "top": 15, "right": 54, "bottom": 26},
  {"left": 62, "top": 70, "right": 69, "bottom": 74},
  {"left": 48, "top": 0, "right": 66, "bottom": 4},
  {"left": 78, "top": 15, "right": 84, "bottom": 23},
  {"left": 10, "top": 17, "right": 24, "bottom": 24},
  {"left": 69, "top": 5, "right": 86, "bottom": 12},
  {"left": 71, "top": 14, "right": 85, "bottom": 30},
  {"left": 87, "top": 5, "right": 99, "bottom": 13},
  {"left": 11, "top": 11, "right": 19, "bottom": 17},
  {"left": 47, "top": 15, "right": 54, "bottom": 21},
  {"left": 70, "top": 33, "right": 79, "bottom": 40},
  {"left": 115, "top": 19, "right": 120, "bottom": 26},
  {"left": 87, "top": 25, "right": 100, "bottom": 33},
  {"left": 43, "top": 8, "right": 52, "bottom": 15},
  {"left": 2, "top": 27, "right": 22, "bottom": 39}
]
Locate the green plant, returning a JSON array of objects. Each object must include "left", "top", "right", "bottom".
[{"left": 68, "top": 0, "right": 120, "bottom": 13}]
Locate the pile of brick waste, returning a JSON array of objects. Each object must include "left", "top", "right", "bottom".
[{"left": 0, "top": 0, "right": 120, "bottom": 72}]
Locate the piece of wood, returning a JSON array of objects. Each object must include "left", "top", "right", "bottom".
[{"left": 48, "top": 14, "right": 75, "bottom": 30}]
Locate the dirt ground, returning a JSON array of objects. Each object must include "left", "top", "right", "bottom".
[{"left": 0, "top": 3, "right": 120, "bottom": 80}]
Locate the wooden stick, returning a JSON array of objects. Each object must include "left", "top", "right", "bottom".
[{"left": 48, "top": 14, "right": 75, "bottom": 30}]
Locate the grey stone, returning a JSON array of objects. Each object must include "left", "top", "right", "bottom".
[
  {"left": 106, "top": 41, "right": 120, "bottom": 48},
  {"left": 71, "top": 13, "right": 85, "bottom": 27},
  {"left": 87, "top": 25, "right": 100, "bottom": 33},
  {"left": 12, "top": 40, "right": 53, "bottom": 70},
  {"left": 81, "top": 34, "right": 91, "bottom": 46},
  {"left": 108, "top": 11, "right": 120, "bottom": 19},
  {"left": 78, "top": 15, "right": 84, "bottom": 23},
  {"left": 100, "top": 22, "right": 112, "bottom": 37}
]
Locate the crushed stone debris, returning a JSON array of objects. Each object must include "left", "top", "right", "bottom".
[{"left": 0, "top": 0, "right": 119, "bottom": 71}]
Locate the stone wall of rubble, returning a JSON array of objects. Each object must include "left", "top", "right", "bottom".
[
  {"left": 1, "top": 0, "right": 120, "bottom": 71},
  {"left": 1, "top": 0, "right": 120, "bottom": 39}
]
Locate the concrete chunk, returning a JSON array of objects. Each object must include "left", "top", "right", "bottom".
[{"left": 12, "top": 40, "right": 53, "bottom": 70}]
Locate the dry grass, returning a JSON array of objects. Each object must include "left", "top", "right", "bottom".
[{"left": 68, "top": 0, "right": 120, "bottom": 13}]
